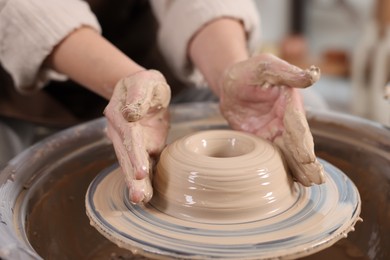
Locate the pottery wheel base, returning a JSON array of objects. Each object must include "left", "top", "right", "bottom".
[{"left": 85, "top": 159, "right": 361, "bottom": 260}]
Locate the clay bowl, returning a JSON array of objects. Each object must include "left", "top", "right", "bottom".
[
  {"left": 0, "top": 102, "right": 389, "bottom": 259},
  {"left": 151, "top": 129, "right": 297, "bottom": 223}
]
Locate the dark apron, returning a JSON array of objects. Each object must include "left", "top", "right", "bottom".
[{"left": 0, "top": 0, "right": 185, "bottom": 127}]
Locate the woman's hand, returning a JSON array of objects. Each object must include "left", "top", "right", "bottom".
[
  {"left": 219, "top": 53, "right": 325, "bottom": 186},
  {"left": 104, "top": 70, "right": 171, "bottom": 203}
]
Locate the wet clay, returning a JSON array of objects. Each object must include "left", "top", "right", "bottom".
[{"left": 151, "top": 130, "right": 298, "bottom": 223}]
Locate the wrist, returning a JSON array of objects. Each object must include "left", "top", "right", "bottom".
[{"left": 188, "top": 18, "right": 249, "bottom": 96}]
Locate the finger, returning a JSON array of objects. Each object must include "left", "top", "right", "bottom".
[
  {"left": 274, "top": 89, "right": 325, "bottom": 186},
  {"left": 121, "top": 123, "right": 150, "bottom": 180},
  {"left": 106, "top": 123, "right": 136, "bottom": 193},
  {"left": 105, "top": 101, "right": 148, "bottom": 179},
  {"left": 124, "top": 127, "right": 154, "bottom": 203},
  {"left": 107, "top": 124, "right": 133, "bottom": 182},
  {"left": 104, "top": 72, "right": 168, "bottom": 162},
  {"left": 104, "top": 78, "right": 162, "bottom": 177},
  {"left": 255, "top": 53, "right": 321, "bottom": 89},
  {"left": 105, "top": 106, "right": 150, "bottom": 180},
  {"left": 107, "top": 123, "right": 147, "bottom": 181},
  {"left": 107, "top": 123, "right": 152, "bottom": 203},
  {"left": 119, "top": 76, "right": 155, "bottom": 122},
  {"left": 131, "top": 178, "right": 153, "bottom": 203}
]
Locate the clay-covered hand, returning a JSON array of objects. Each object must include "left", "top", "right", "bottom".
[
  {"left": 220, "top": 53, "right": 325, "bottom": 186},
  {"left": 104, "top": 70, "right": 171, "bottom": 203}
]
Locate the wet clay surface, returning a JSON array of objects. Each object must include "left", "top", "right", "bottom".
[
  {"left": 152, "top": 130, "right": 299, "bottom": 223},
  {"left": 25, "top": 120, "right": 389, "bottom": 259}
]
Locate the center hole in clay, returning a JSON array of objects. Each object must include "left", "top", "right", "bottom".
[{"left": 187, "top": 137, "right": 255, "bottom": 158}]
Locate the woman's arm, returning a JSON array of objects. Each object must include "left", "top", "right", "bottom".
[
  {"left": 46, "top": 26, "right": 144, "bottom": 99},
  {"left": 149, "top": 0, "right": 260, "bottom": 87},
  {"left": 188, "top": 18, "right": 249, "bottom": 96},
  {"left": 47, "top": 26, "right": 172, "bottom": 203}
]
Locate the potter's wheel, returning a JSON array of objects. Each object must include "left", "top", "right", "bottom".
[
  {"left": 86, "top": 117, "right": 362, "bottom": 259},
  {"left": 2, "top": 102, "right": 390, "bottom": 260}
]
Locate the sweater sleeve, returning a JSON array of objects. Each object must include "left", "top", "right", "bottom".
[
  {"left": 0, "top": 0, "right": 101, "bottom": 93},
  {"left": 149, "top": 0, "right": 261, "bottom": 86}
]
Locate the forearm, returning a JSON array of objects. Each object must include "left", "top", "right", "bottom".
[
  {"left": 46, "top": 26, "right": 144, "bottom": 99},
  {"left": 188, "top": 18, "right": 249, "bottom": 96}
]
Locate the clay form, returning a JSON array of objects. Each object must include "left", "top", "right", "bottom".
[
  {"left": 86, "top": 129, "right": 362, "bottom": 259},
  {"left": 151, "top": 130, "right": 297, "bottom": 223}
]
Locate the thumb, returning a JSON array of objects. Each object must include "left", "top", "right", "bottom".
[
  {"left": 120, "top": 70, "right": 170, "bottom": 122},
  {"left": 253, "top": 53, "right": 321, "bottom": 89}
]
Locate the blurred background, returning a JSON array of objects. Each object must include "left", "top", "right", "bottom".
[{"left": 256, "top": 0, "right": 390, "bottom": 126}]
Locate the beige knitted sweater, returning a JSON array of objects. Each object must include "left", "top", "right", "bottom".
[{"left": 0, "top": 0, "right": 260, "bottom": 93}]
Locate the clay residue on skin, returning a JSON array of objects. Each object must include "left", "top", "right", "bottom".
[
  {"left": 218, "top": 55, "right": 325, "bottom": 187},
  {"left": 306, "top": 65, "right": 321, "bottom": 84},
  {"left": 118, "top": 72, "right": 170, "bottom": 122},
  {"left": 104, "top": 70, "right": 171, "bottom": 203},
  {"left": 275, "top": 104, "right": 325, "bottom": 186},
  {"left": 254, "top": 59, "right": 320, "bottom": 88}
]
